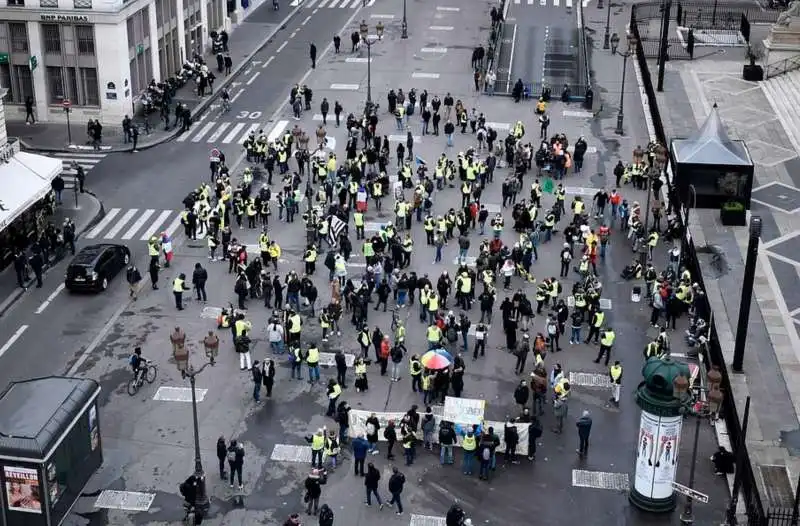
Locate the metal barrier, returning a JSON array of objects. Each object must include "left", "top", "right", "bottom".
[
  {"left": 577, "top": 0, "right": 592, "bottom": 103},
  {"left": 764, "top": 54, "right": 800, "bottom": 79}
]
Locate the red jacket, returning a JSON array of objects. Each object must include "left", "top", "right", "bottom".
[{"left": 379, "top": 340, "right": 391, "bottom": 359}]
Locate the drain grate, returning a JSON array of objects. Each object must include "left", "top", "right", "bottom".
[{"left": 760, "top": 465, "right": 795, "bottom": 508}]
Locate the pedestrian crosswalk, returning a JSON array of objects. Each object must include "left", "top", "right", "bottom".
[
  {"left": 50, "top": 152, "right": 107, "bottom": 190},
  {"left": 297, "top": 0, "right": 376, "bottom": 8},
  {"left": 176, "top": 119, "right": 291, "bottom": 145},
  {"left": 84, "top": 208, "right": 184, "bottom": 241},
  {"left": 513, "top": 0, "right": 591, "bottom": 6}
]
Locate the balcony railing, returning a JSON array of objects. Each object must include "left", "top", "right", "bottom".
[{"left": 764, "top": 54, "right": 800, "bottom": 79}]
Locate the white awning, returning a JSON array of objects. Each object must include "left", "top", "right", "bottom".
[{"left": 0, "top": 152, "right": 63, "bottom": 232}]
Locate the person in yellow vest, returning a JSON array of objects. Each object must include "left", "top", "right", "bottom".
[
  {"left": 258, "top": 231, "right": 270, "bottom": 267},
  {"left": 426, "top": 321, "right": 442, "bottom": 350},
  {"left": 307, "top": 342, "right": 321, "bottom": 384},
  {"left": 324, "top": 429, "right": 341, "bottom": 470},
  {"left": 461, "top": 430, "right": 477, "bottom": 475},
  {"left": 304, "top": 244, "right": 318, "bottom": 275},
  {"left": 419, "top": 285, "right": 431, "bottom": 323},
  {"left": 644, "top": 340, "right": 662, "bottom": 360},
  {"left": 354, "top": 210, "right": 365, "bottom": 240},
  {"left": 326, "top": 377, "right": 341, "bottom": 416},
  {"left": 358, "top": 327, "right": 372, "bottom": 359},
  {"left": 586, "top": 309, "right": 605, "bottom": 344},
  {"left": 268, "top": 241, "right": 281, "bottom": 271},
  {"left": 172, "top": 273, "right": 189, "bottom": 310},
  {"left": 309, "top": 428, "right": 326, "bottom": 469},
  {"left": 426, "top": 290, "right": 439, "bottom": 325},
  {"left": 354, "top": 357, "right": 369, "bottom": 392},
  {"left": 287, "top": 309, "right": 303, "bottom": 345},
  {"left": 372, "top": 180, "right": 384, "bottom": 210},
  {"left": 247, "top": 199, "right": 258, "bottom": 228},
  {"left": 363, "top": 239, "right": 375, "bottom": 266},
  {"left": 647, "top": 229, "right": 660, "bottom": 260},
  {"left": 409, "top": 354, "right": 422, "bottom": 392},
  {"left": 609, "top": 361, "right": 622, "bottom": 406},
  {"left": 148, "top": 236, "right": 161, "bottom": 267},
  {"left": 594, "top": 327, "right": 616, "bottom": 366}
]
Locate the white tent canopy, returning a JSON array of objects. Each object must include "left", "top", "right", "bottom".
[{"left": 0, "top": 152, "right": 62, "bottom": 232}]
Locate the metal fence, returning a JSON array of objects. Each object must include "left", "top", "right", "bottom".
[
  {"left": 633, "top": 0, "right": 779, "bottom": 25},
  {"left": 630, "top": 4, "right": 798, "bottom": 523}
]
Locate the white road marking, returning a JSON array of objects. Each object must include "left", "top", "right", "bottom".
[
  {"left": 302, "top": 14, "right": 312, "bottom": 24},
  {"left": 153, "top": 386, "right": 208, "bottom": 402},
  {"left": 261, "top": 56, "right": 276, "bottom": 69},
  {"left": 223, "top": 123, "right": 247, "bottom": 143},
  {"left": 566, "top": 0, "right": 573, "bottom": 7},
  {"left": 572, "top": 470, "right": 629, "bottom": 491},
  {"left": 191, "top": 122, "right": 216, "bottom": 142},
  {"left": 238, "top": 123, "right": 262, "bottom": 144},
  {"left": 410, "top": 516, "right": 446, "bottom": 526},
  {"left": 290, "top": 30, "right": 298, "bottom": 38},
  {"left": 139, "top": 210, "right": 172, "bottom": 241},
  {"left": 436, "top": 6, "right": 459, "bottom": 11},
  {"left": 0, "top": 325, "right": 29, "bottom": 360},
  {"left": 230, "top": 88, "right": 244, "bottom": 103},
  {"left": 371, "top": 13, "right": 394, "bottom": 18},
  {"left": 563, "top": 109, "right": 593, "bottom": 118},
  {"left": 35, "top": 283, "right": 65, "bottom": 314},
  {"left": 122, "top": 209, "right": 156, "bottom": 240},
  {"left": 206, "top": 122, "right": 231, "bottom": 143},
  {"left": 412, "top": 72, "right": 440, "bottom": 79},
  {"left": 105, "top": 209, "right": 139, "bottom": 239},
  {"left": 276, "top": 41, "right": 288, "bottom": 53},
  {"left": 429, "top": 26, "right": 454, "bottom": 30},
  {"left": 247, "top": 71, "right": 261, "bottom": 85},
  {"left": 420, "top": 47, "right": 448, "bottom": 53},
  {"left": 164, "top": 214, "right": 184, "bottom": 238},
  {"left": 86, "top": 208, "right": 121, "bottom": 239},
  {"left": 330, "top": 83, "right": 360, "bottom": 90},
  {"left": 267, "top": 120, "right": 290, "bottom": 142},
  {"left": 271, "top": 444, "right": 313, "bottom": 462},
  {"left": 388, "top": 134, "right": 421, "bottom": 142},
  {"left": 348, "top": 0, "right": 361, "bottom": 7},
  {"left": 346, "top": 57, "right": 371, "bottom": 63}
]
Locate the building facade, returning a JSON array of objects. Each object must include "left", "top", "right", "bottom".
[{"left": 0, "top": 0, "right": 252, "bottom": 127}]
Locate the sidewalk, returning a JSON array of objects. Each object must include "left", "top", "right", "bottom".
[
  {"left": 0, "top": 191, "right": 103, "bottom": 317},
  {"left": 6, "top": 2, "right": 306, "bottom": 154}
]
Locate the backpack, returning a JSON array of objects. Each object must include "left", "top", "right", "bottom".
[
  {"left": 227, "top": 448, "right": 237, "bottom": 462},
  {"left": 481, "top": 446, "right": 491, "bottom": 461},
  {"left": 446, "top": 326, "right": 458, "bottom": 342}
]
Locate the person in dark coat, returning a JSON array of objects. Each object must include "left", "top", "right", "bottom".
[
  {"left": 364, "top": 462, "right": 383, "bottom": 506},
  {"left": 304, "top": 469, "right": 322, "bottom": 515},
  {"left": 29, "top": 251, "right": 44, "bottom": 288},
  {"left": 216, "top": 436, "right": 228, "bottom": 478},
  {"left": 576, "top": 410, "right": 593, "bottom": 457},
  {"left": 513, "top": 380, "right": 530, "bottom": 412},
  {"left": 263, "top": 359, "right": 275, "bottom": 397}
]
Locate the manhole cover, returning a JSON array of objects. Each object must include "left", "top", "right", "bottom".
[{"left": 94, "top": 490, "right": 155, "bottom": 511}]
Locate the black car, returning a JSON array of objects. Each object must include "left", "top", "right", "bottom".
[{"left": 65, "top": 243, "right": 131, "bottom": 292}]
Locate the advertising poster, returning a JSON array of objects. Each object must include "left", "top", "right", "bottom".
[
  {"left": 4, "top": 466, "right": 42, "bottom": 513},
  {"left": 46, "top": 462, "right": 59, "bottom": 505},
  {"left": 89, "top": 403, "right": 99, "bottom": 451},
  {"left": 634, "top": 411, "right": 682, "bottom": 500}
]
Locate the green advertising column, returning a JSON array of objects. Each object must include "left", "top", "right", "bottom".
[{"left": 629, "top": 357, "right": 692, "bottom": 513}]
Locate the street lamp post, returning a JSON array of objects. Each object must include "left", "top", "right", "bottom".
[
  {"left": 173, "top": 342, "right": 212, "bottom": 523},
  {"left": 611, "top": 33, "right": 637, "bottom": 136},
  {"left": 401, "top": 0, "right": 408, "bottom": 39},
  {"left": 680, "top": 415, "right": 703, "bottom": 524},
  {"left": 366, "top": 37, "right": 373, "bottom": 112},
  {"left": 603, "top": 2, "right": 612, "bottom": 49}
]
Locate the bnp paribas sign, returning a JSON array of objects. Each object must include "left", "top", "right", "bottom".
[{"left": 40, "top": 14, "right": 90, "bottom": 22}]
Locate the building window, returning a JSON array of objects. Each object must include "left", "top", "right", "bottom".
[
  {"left": 79, "top": 67, "right": 98, "bottom": 105},
  {"left": 75, "top": 25, "right": 95, "bottom": 54},
  {"left": 12, "top": 65, "right": 33, "bottom": 102},
  {"left": 73, "top": 0, "right": 92, "bottom": 8},
  {"left": 39, "top": 0, "right": 58, "bottom": 6},
  {"left": 6, "top": 0, "right": 24, "bottom": 6},
  {"left": 9, "top": 22, "right": 28, "bottom": 53},
  {"left": 42, "top": 24, "right": 61, "bottom": 54},
  {"left": 0, "top": 65, "right": 12, "bottom": 102},
  {"left": 155, "top": 0, "right": 164, "bottom": 26},
  {"left": 46, "top": 66, "right": 64, "bottom": 103}
]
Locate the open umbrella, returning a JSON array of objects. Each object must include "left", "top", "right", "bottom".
[{"left": 421, "top": 348, "right": 453, "bottom": 370}]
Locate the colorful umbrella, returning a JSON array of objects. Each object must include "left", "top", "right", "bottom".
[{"left": 421, "top": 349, "right": 453, "bottom": 370}]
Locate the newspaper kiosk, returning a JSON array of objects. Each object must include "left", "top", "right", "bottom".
[{"left": 0, "top": 377, "right": 102, "bottom": 526}]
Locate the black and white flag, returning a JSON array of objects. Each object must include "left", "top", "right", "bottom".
[{"left": 328, "top": 215, "right": 346, "bottom": 247}]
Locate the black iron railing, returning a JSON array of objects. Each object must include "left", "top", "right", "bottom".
[{"left": 764, "top": 54, "right": 800, "bottom": 79}]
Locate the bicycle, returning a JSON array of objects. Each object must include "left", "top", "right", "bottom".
[
  {"left": 127, "top": 360, "right": 158, "bottom": 396},
  {"left": 221, "top": 98, "right": 231, "bottom": 113},
  {"left": 390, "top": 307, "right": 410, "bottom": 332}
]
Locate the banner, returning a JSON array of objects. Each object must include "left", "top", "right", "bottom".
[
  {"left": 443, "top": 396, "right": 485, "bottom": 426},
  {"left": 348, "top": 409, "right": 531, "bottom": 456},
  {"left": 4, "top": 466, "right": 41, "bottom": 513}
]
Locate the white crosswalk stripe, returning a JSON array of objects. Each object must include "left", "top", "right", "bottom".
[
  {"left": 50, "top": 152, "right": 107, "bottom": 189},
  {"left": 174, "top": 120, "right": 276, "bottom": 144},
  {"left": 513, "top": 0, "right": 579, "bottom": 6},
  {"left": 313, "top": 0, "right": 374, "bottom": 7},
  {"left": 85, "top": 208, "right": 184, "bottom": 241}
]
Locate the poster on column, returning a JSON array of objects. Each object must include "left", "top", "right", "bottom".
[{"left": 634, "top": 411, "right": 682, "bottom": 500}]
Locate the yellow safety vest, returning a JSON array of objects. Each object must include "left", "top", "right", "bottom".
[
  {"left": 148, "top": 242, "right": 159, "bottom": 257},
  {"left": 355, "top": 363, "right": 367, "bottom": 375},
  {"left": 307, "top": 346, "right": 320, "bottom": 364},
  {"left": 410, "top": 359, "right": 422, "bottom": 375},
  {"left": 328, "top": 383, "right": 342, "bottom": 399},
  {"left": 601, "top": 330, "right": 616, "bottom": 347},
  {"left": 426, "top": 326, "right": 441, "bottom": 343},
  {"left": 312, "top": 435, "right": 325, "bottom": 451},
  {"left": 235, "top": 319, "right": 251, "bottom": 337},
  {"left": 593, "top": 312, "right": 605, "bottom": 328},
  {"left": 173, "top": 278, "right": 184, "bottom": 292},
  {"left": 610, "top": 365, "right": 622, "bottom": 382},
  {"left": 462, "top": 435, "right": 477, "bottom": 451},
  {"left": 354, "top": 212, "right": 364, "bottom": 226},
  {"left": 427, "top": 293, "right": 439, "bottom": 312},
  {"left": 460, "top": 276, "right": 472, "bottom": 293},
  {"left": 289, "top": 314, "right": 302, "bottom": 334}
]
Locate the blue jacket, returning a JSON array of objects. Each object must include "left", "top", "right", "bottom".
[{"left": 352, "top": 437, "right": 370, "bottom": 459}]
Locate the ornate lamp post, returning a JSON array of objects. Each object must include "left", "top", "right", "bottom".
[
  {"left": 401, "top": 0, "right": 408, "bottom": 39},
  {"left": 173, "top": 344, "right": 213, "bottom": 523},
  {"left": 603, "top": 2, "right": 612, "bottom": 49},
  {"left": 611, "top": 32, "right": 637, "bottom": 136}
]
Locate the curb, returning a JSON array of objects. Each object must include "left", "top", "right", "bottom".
[
  {"left": 15, "top": 5, "right": 305, "bottom": 155},
  {"left": 0, "top": 193, "right": 105, "bottom": 318}
]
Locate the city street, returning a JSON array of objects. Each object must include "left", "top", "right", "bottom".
[{"left": 0, "top": 0, "right": 732, "bottom": 523}]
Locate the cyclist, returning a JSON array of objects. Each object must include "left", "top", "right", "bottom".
[
  {"left": 221, "top": 88, "right": 231, "bottom": 112},
  {"left": 272, "top": 0, "right": 278, "bottom": 9},
  {"left": 129, "top": 347, "right": 148, "bottom": 383}
]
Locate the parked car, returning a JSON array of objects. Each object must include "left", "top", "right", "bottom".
[{"left": 65, "top": 244, "right": 130, "bottom": 292}]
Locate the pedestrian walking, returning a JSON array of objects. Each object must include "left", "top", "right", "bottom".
[
  {"left": 387, "top": 467, "right": 405, "bottom": 515},
  {"left": 203, "top": 330, "right": 219, "bottom": 365},
  {"left": 227, "top": 439, "right": 245, "bottom": 490},
  {"left": 304, "top": 469, "right": 322, "bottom": 515},
  {"left": 192, "top": 262, "right": 208, "bottom": 302},
  {"left": 309, "top": 42, "right": 317, "bottom": 69},
  {"left": 126, "top": 264, "right": 142, "bottom": 300},
  {"left": 365, "top": 462, "right": 383, "bottom": 507},
  {"left": 264, "top": 359, "right": 275, "bottom": 397},
  {"left": 252, "top": 360, "right": 263, "bottom": 402},
  {"left": 352, "top": 433, "right": 369, "bottom": 475},
  {"left": 172, "top": 272, "right": 189, "bottom": 310},
  {"left": 130, "top": 125, "right": 139, "bottom": 153},
  {"left": 319, "top": 504, "right": 334, "bottom": 526},
  {"left": 24, "top": 96, "right": 35, "bottom": 124},
  {"left": 29, "top": 252, "right": 44, "bottom": 288},
  {"left": 216, "top": 436, "right": 228, "bottom": 478},
  {"left": 576, "top": 410, "right": 592, "bottom": 457},
  {"left": 333, "top": 34, "right": 341, "bottom": 53}
]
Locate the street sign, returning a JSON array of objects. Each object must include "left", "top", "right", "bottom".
[
  {"left": 209, "top": 148, "right": 220, "bottom": 162},
  {"left": 136, "top": 44, "right": 144, "bottom": 55},
  {"left": 0, "top": 52, "right": 9, "bottom": 65},
  {"left": 671, "top": 482, "right": 709, "bottom": 504},
  {"left": 62, "top": 99, "right": 71, "bottom": 110},
  {"left": 28, "top": 55, "right": 37, "bottom": 71}
]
